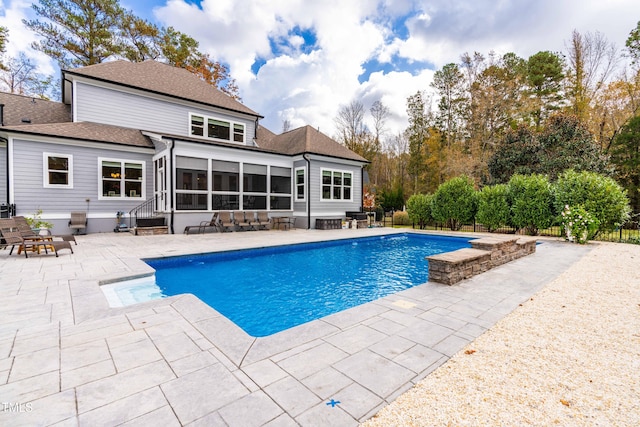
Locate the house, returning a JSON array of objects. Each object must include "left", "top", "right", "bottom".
[{"left": 0, "top": 60, "right": 368, "bottom": 233}]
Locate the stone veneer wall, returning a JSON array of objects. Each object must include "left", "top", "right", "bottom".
[{"left": 426, "top": 236, "right": 536, "bottom": 285}]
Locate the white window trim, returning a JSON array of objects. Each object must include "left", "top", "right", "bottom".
[
  {"left": 188, "top": 112, "right": 245, "bottom": 144},
  {"left": 320, "top": 168, "right": 353, "bottom": 202},
  {"left": 98, "top": 157, "right": 146, "bottom": 200},
  {"left": 295, "top": 166, "right": 306, "bottom": 202},
  {"left": 43, "top": 152, "right": 73, "bottom": 188}
]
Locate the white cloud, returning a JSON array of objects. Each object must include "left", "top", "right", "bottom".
[{"left": 0, "top": 0, "right": 55, "bottom": 74}]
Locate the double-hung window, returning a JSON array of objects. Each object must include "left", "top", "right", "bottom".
[
  {"left": 100, "top": 158, "right": 144, "bottom": 198},
  {"left": 43, "top": 153, "right": 72, "bottom": 188},
  {"left": 321, "top": 169, "right": 352, "bottom": 201}
]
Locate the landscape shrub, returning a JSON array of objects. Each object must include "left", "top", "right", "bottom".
[
  {"left": 392, "top": 211, "right": 410, "bottom": 225},
  {"left": 507, "top": 173, "right": 554, "bottom": 235},
  {"left": 560, "top": 205, "right": 600, "bottom": 244},
  {"left": 476, "top": 184, "right": 510, "bottom": 232},
  {"left": 553, "top": 169, "right": 630, "bottom": 234},
  {"left": 431, "top": 175, "right": 477, "bottom": 231},
  {"left": 406, "top": 193, "right": 433, "bottom": 229}
]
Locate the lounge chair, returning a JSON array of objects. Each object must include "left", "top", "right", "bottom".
[
  {"left": 218, "top": 211, "right": 236, "bottom": 232},
  {"left": 0, "top": 230, "right": 73, "bottom": 258},
  {"left": 68, "top": 212, "right": 87, "bottom": 234},
  {"left": 13, "top": 216, "right": 77, "bottom": 245},
  {"left": 184, "top": 213, "right": 219, "bottom": 234},
  {"left": 255, "top": 211, "right": 271, "bottom": 230},
  {"left": 234, "top": 211, "right": 252, "bottom": 231}
]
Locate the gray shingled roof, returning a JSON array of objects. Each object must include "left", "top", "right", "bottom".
[
  {"left": 0, "top": 92, "right": 71, "bottom": 126},
  {"left": 259, "top": 125, "right": 369, "bottom": 163},
  {"left": 1, "top": 121, "right": 153, "bottom": 148},
  {"left": 65, "top": 60, "right": 260, "bottom": 117}
]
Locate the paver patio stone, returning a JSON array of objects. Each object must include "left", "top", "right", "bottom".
[
  {"left": 218, "top": 391, "right": 284, "bottom": 427},
  {"left": 300, "top": 367, "right": 354, "bottom": 400},
  {"left": 242, "top": 359, "right": 289, "bottom": 388},
  {"left": 61, "top": 359, "right": 116, "bottom": 390},
  {"left": 392, "top": 343, "right": 445, "bottom": 373},
  {"left": 61, "top": 340, "right": 111, "bottom": 372},
  {"left": 323, "top": 324, "right": 388, "bottom": 355},
  {"left": 1, "top": 388, "right": 76, "bottom": 427},
  {"left": 334, "top": 350, "right": 415, "bottom": 399},
  {"left": 119, "top": 405, "right": 181, "bottom": 427},
  {"left": 368, "top": 334, "right": 416, "bottom": 359},
  {"left": 78, "top": 387, "right": 167, "bottom": 426},
  {"left": 76, "top": 359, "right": 175, "bottom": 413},
  {"left": 295, "top": 400, "right": 359, "bottom": 427},
  {"left": 169, "top": 350, "right": 218, "bottom": 377},
  {"left": 153, "top": 331, "right": 202, "bottom": 362},
  {"left": 161, "top": 363, "right": 249, "bottom": 424},
  {"left": 109, "top": 337, "right": 163, "bottom": 372},
  {"left": 11, "top": 329, "right": 59, "bottom": 356},
  {"left": 433, "top": 333, "right": 474, "bottom": 357},
  {"left": 278, "top": 342, "right": 349, "bottom": 378},
  {"left": 9, "top": 347, "right": 59, "bottom": 382},
  {"left": 332, "top": 382, "right": 384, "bottom": 421},
  {"left": 0, "top": 371, "right": 59, "bottom": 404},
  {"left": 264, "top": 376, "right": 321, "bottom": 418}
]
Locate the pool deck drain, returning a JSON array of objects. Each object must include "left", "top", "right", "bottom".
[{"left": 0, "top": 228, "right": 591, "bottom": 426}]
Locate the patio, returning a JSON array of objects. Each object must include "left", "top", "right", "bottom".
[{"left": 0, "top": 228, "right": 590, "bottom": 426}]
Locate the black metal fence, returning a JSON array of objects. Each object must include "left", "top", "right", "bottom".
[{"left": 395, "top": 219, "right": 640, "bottom": 244}]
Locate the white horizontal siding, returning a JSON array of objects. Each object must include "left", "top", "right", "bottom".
[
  {"left": 309, "top": 159, "right": 362, "bottom": 216},
  {"left": 11, "top": 138, "right": 153, "bottom": 229},
  {"left": 75, "top": 82, "right": 257, "bottom": 143}
]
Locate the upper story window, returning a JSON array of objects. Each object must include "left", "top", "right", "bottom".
[
  {"left": 321, "top": 169, "right": 352, "bottom": 201},
  {"left": 100, "top": 158, "right": 144, "bottom": 199},
  {"left": 189, "top": 113, "right": 245, "bottom": 143},
  {"left": 43, "top": 153, "right": 73, "bottom": 188}
]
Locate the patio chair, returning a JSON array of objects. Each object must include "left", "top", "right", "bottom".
[
  {"left": 218, "top": 211, "right": 236, "bottom": 232},
  {"left": 13, "top": 216, "right": 77, "bottom": 245},
  {"left": 234, "top": 211, "right": 252, "bottom": 231},
  {"left": 184, "top": 213, "right": 219, "bottom": 234},
  {"left": 255, "top": 211, "right": 271, "bottom": 230},
  {"left": 0, "top": 230, "right": 73, "bottom": 258},
  {"left": 68, "top": 211, "right": 87, "bottom": 234}
]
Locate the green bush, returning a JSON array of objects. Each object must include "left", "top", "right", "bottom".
[
  {"left": 431, "top": 175, "right": 477, "bottom": 231},
  {"left": 393, "top": 211, "right": 410, "bottom": 225},
  {"left": 476, "top": 184, "right": 510, "bottom": 232},
  {"left": 554, "top": 169, "right": 630, "bottom": 234},
  {"left": 507, "top": 174, "right": 554, "bottom": 235},
  {"left": 406, "top": 193, "right": 433, "bottom": 229}
]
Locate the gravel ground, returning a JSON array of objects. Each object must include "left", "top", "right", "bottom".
[{"left": 362, "top": 241, "right": 640, "bottom": 426}]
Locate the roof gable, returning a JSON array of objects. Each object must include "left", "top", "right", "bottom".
[
  {"left": 65, "top": 60, "right": 260, "bottom": 118},
  {"left": 259, "top": 125, "right": 368, "bottom": 163}
]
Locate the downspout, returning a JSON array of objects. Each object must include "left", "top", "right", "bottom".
[
  {"left": 303, "top": 153, "right": 311, "bottom": 229},
  {"left": 0, "top": 105, "right": 8, "bottom": 211},
  {"left": 168, "top": 138, "right": 175, "bottom": 234}
]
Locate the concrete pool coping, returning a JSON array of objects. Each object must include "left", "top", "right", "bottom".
[{"left": 0, "top": 228, "right": 591, "bottom": 426}]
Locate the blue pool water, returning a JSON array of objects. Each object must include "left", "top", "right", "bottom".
[{"left": 145, "top": 233, "right": 470, "bottom": 337}]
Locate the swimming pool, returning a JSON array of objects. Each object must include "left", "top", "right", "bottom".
[{"left": 145, "top": 233, "right": 470, "bottom": 337}]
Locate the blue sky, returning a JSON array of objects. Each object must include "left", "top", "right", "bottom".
[{"left": 2, "top": 0, "right": 640, "bottom": 138}]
